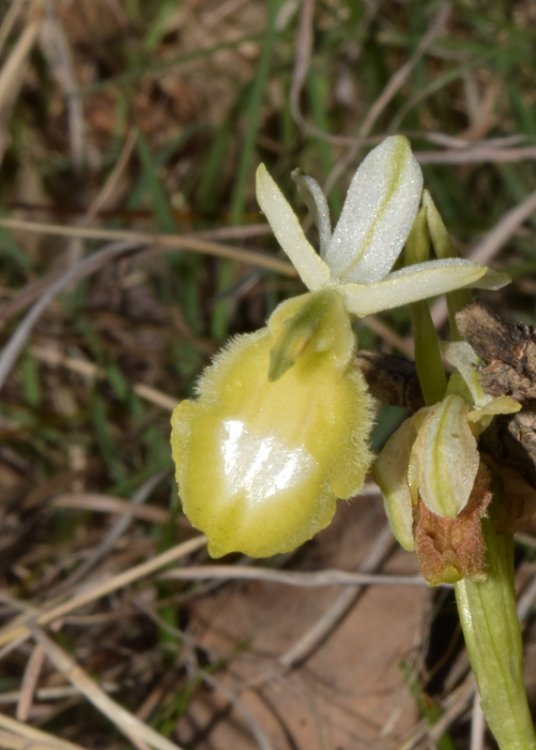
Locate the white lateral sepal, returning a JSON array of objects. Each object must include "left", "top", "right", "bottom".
[{"left": 256, "top": 163, "right": 330, "bottom": 290}]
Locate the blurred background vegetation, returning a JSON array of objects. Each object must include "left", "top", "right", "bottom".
[{"left": 1, "top": 1, "right": 535, "bottom": 748}]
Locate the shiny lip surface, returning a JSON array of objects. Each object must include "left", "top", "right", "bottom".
[{"left": 221, "top": 418, "right": 314, "bottom": 502}]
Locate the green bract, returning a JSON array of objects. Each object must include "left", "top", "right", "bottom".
[
  {"left": 172, "top": 136, "right": 510, "bottom": 558},
  {"left": 374, "top": 347, "right": 520, "bottom": 556}
]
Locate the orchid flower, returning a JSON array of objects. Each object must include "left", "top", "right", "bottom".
[
  {"left": 256, "top": 135, "right": 508, "bottom": 317},
  {"left": 171, "top": 136, "right": 508, "bottom": 559}
]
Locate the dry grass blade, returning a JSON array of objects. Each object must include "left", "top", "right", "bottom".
[
  {"left": 0, "top": 239, "right": 142, "bottom": 391},
  {"left": 52, "top": 493, "right": 169, "bottom": 524},
  {"left": 30, "top": 343, "right": 177, "bottom": 411},
  {"left": 0, "top": 536, "right": 206, "bottom": 648},
  {"left": 326, "top": 2, "right": 452, "bottom": 192},
  {"left": 49, "top": 472, "right": 167, "bottom": 595},
  {"left": 194, "top": 669, "right": 275, "bottom": 750},
  {"left": 39, "top": 0, "right": 87, "bottom": 170},
  {"left": 360, "top": 2, "right": 452, "bottom": 138},
  {"left": 0, "top": 2, "right": 42, "bottom": 164},
  {"left": 517, "top": 571, "right": 536, "bottom": 621},
  {"left": 0, "top": 218, "right": 295, "bottom": 276},
  {"left": 289, "top": 0, "right": 314, "bottom": 130},
  {"left": 29, "top": 624, "right": 185, "bottom": 750},
  {"left": 469, "top": 693, "right": 486, "bottom": 750},
  {"left": 469, "top": 187, "right": 536, "bottom": 266},
  {"left": 16, "top": 641, "right": 45, "bottom": 721},
  {"left": 399, "top": 676, "right": 475, "bottom": 749},
  {"left": 0, "top": 712, "right": 91, "bottom": 750},
  {"left": 0, "top": 0, "right": 28, "bottom": 54},
  {"left": 416, "top": 144, "right": 536, "bottom": 164},
  {"left": 84, "top": 128, "right": 137, "bottom": 222}
]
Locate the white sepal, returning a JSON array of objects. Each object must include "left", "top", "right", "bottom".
[
  {"left": 341, "top": 258, "right": 493, "bottom": 317},
  {"left": 374, "top": 417, "right": 419, "bottom": 551},
  {"left": 325, "top": 136, "right": 423, "bottom": 283},
  {"left": 256, "top": 164, "right": 331, "bottom": 290}
]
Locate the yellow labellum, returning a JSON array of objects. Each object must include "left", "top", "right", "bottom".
[{"left": 171, "top": 290, "right": 373, "bottom": 557}]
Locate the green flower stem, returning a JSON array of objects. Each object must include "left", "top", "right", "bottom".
[
  {"left": 405, "top": 206, "right": 447, "bottom": 405},
  {"left": 455, "top": 520, "right": 536, "bottom": 750},
  {"left": 411, "top": 301, "right": 447, "bottom": 405}
]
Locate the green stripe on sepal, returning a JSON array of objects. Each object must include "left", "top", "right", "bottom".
[
  {"left": 411, "top": 394, "right": 479, "bottom": 518},
  {"left": 325, "top": 135, "right": 423, "bottom": 283}
]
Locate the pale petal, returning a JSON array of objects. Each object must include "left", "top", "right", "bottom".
[
  {"left": 411, "top": 395, "right": 479, "bottom": 518},
  {"left": 442, "top": 341, "right": 488, "bottom": 406},
  {"left": 291, "top": 170, "right": 332, "bottom": 257},
  {"left": 468, "top": 396, "right": 521, "bottom": 435},
  {"left": 374, "top": 417, "right": 419, "bottom": 551},
  {"left": 471, "top": 267, "right": 510, "bottom": 290},
  {"left": 468, "top": 397, "right": 521, "bottom": 422},
  {"left": 341, "top": 258, "right": 498, "bottom": 317},
  {"left": 256, "top": 163, "right": 330, "bottom": 290},
  {"left": 326, "top": 135, "right": 423, "bottom": 283},
  {"left": 422, "top": 189, "right": 456, "bottom": 259}
]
